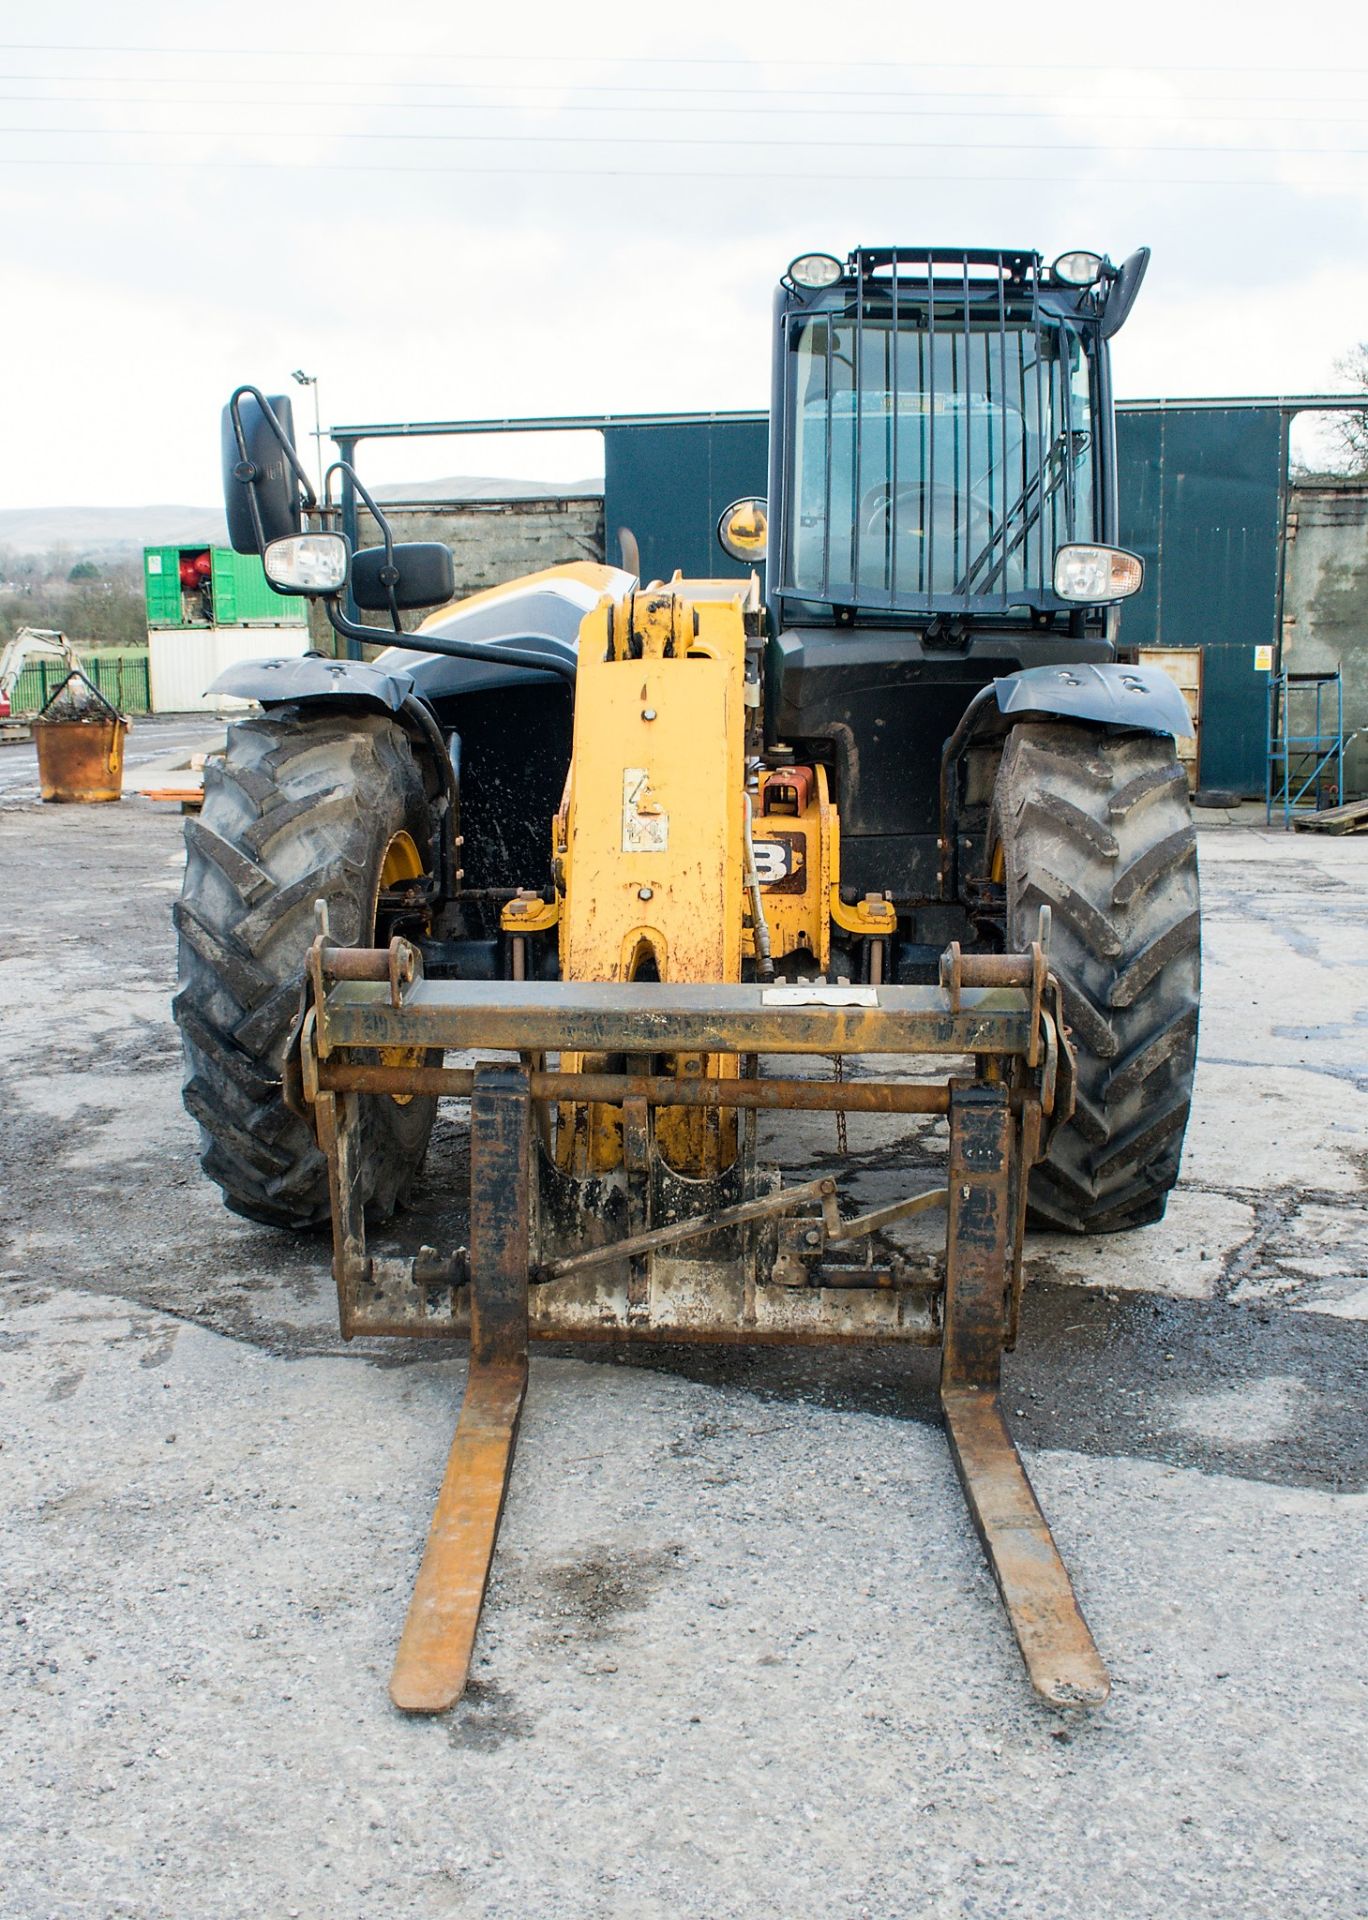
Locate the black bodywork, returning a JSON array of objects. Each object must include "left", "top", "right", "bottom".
[
  {"left": 214, "top": 603, "right": 578, "bottom": 965},
  {"left": 379, "top": 594, "right": 577, "bottom": 904}
]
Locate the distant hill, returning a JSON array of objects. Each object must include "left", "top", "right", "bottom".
[
  {"left": 0, "top": 477, "right": 606, "bottom": 559},
  {"left": 370, "top": 475, "right": 603, "bottom": 504},
  {"left": 0, "top": 503, "right": 228, "bottom": 557}
]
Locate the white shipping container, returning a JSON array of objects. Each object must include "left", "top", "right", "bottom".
[{"left": 147, "top": 624, "right": 312, "bottom": 714}]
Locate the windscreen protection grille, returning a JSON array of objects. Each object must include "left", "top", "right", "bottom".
[{"left": 779, "top": 250, "right": 1097, "bottom": 615}]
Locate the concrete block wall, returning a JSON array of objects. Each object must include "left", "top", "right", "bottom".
[
  {"left": 313, "top": 496, "right": 605, "bottom": 646},
  {"left": 1283, "top": 478, "right": 1368, "bottom": 797}
]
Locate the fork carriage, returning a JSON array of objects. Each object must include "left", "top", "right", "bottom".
[{"left": 297, "top": 916, "right": 1109, "bottom": 1714}]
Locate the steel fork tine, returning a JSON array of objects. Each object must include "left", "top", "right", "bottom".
[
  {"left": 390, "top": 1063, "right": 531, "bottom": 1714},
  {"left": 389, "top": 1359, "right": 528, "bottom": 1713},
  {"left": 940, "top": 1080, "right": 1110, "bottom": 1709}
]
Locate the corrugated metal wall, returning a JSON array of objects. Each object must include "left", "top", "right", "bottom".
[
  {"left": 1115, "top": 407, "right": 1283, "bottom": 792},
  {"left": 603, "top": 405, "right": 1287, "bottom": 794},
  {"left": 604, "top": 422, "right": 769, "bottom": 586},
  {"left": 1282, "top": 478, "right": 1368, "bottom": 796}
]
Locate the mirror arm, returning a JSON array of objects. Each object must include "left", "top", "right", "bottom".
[
  {"left": 320, "top": 598, "right": 577, "bottom": 686},
  {"left": 323, "top": 458, "right": 404, "bottom": 633}
]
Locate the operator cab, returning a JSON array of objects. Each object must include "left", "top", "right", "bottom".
[{"left": 761, "top": 245, "right": 1149, "bottom": 907}]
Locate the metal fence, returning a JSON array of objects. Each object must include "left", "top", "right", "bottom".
[{"left": 9, "top": 653, "right": 151, "bottom": 716}]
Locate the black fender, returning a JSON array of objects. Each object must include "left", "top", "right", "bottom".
[
  {"left": 939, "top": 660, "right": 1193, "bottom": 902},
  {"left": 207, "top": 653, "right": 460, "bottom": 900},
  {"left": 990, "top": 661, "right": 1193, "bottom": 739},
  {"left": 209, "top": 652, "right": 416, "bottom": 713}
]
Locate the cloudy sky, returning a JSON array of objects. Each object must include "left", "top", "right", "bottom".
[{"left": 4, "top": 0, "right": 1367, "bottom": 508}]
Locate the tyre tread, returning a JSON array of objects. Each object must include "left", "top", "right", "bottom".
[
  {"left": 992, "top": 722, "right": 1201, "bottom": 1234},
  {"left": 174, "top": 710, "right": 438, "bottom": 1232}
]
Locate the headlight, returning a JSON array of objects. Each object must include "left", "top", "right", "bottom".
[
  {"left": 1052, "top": 250, "right": 1105, "bottom": 288},
  {"left": 263, "top": 532, "right": 349, "bottom": 595},
  {"left": 717, "top": 497, "right": 769, "bottom": 563},
  {"left": 787, "top": 252, "right": 843, "bottom": 290},
  {"left": 1053, "top": 544, "right": 1144, "bottom": 603}
]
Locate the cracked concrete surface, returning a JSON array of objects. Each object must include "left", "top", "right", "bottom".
[{"left": 0, "top": 738, "right": 1365, "bottom": 1919}]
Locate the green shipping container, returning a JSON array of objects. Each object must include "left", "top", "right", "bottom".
[{"left": 143, "top": 545, "right": 306, "bottom": 629}]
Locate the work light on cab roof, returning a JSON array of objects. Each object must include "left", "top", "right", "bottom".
[
  {"left": 1051, "top": 249, "right": 1106, "bottom": 286},
  {"left": 787, "top": 252, "right": 843, "bottom": 289}
]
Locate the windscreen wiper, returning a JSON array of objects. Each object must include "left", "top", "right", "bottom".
[{"left": 954, "top": 431, "right": 1087, "bottom": 597}]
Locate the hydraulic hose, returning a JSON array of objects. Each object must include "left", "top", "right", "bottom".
[{"left": 742, "top": 790, "right": 775, "bottom": 981}]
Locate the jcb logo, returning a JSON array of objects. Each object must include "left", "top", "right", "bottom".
[{"left": 753, "top": 834, "right": 806, "bottom": 893}]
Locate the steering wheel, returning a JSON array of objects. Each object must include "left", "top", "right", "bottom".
[
  {"left": 860, "top": 480, "right": 999, "bottom": 583},
  {"left": 861, "top": 481, "right": 995, "bottom": 546}
]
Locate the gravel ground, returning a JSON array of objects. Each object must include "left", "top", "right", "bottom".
[{"left": 1, "top": 727, "right": 1365, "bottom": 1919}]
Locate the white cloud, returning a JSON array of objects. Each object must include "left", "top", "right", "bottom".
[
  {"left": 1113, "top": 265, "right": 1368, "bottom": 400},
  {"left": 5, "top": 0, "right": 1368, "bottom": 507}
]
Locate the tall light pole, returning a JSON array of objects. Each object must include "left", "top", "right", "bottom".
[{"left": 291, "top": 369, "right": 324, "bottom": 498}]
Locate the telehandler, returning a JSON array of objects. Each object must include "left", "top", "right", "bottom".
[{"left": 176, "top": 244, "right": 1199, "bottom": 1713}]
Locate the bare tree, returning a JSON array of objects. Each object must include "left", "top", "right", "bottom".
[{"left": 1332, "top": 343, "right": 1368, "bottom": 472}]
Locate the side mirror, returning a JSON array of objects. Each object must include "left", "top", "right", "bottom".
[
  {"left": 221, "top": 390, "right": 306, "bottom": 555},
  {"left": 717, "top": 496, "right": 769, "bottom": 563},
  {"left": 1099, "top": 247, "right": 1150, "bottom": 340},
  {"left": 351, "top": 542, "right": 456, "bottom": 613}
]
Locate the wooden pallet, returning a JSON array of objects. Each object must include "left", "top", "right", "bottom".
[
  {"left": 126, "top": 747, "right": 212, "bottom": 811},
  {"left": 1291, "top": 794, "right": 1368, "bottom": 835}
]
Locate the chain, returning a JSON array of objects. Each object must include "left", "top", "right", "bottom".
[{"left": 832, "top": 1053, "right": 848, "bottom": 1155}]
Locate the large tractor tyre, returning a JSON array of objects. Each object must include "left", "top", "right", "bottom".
[
  {"left": 990, "top": 721, "right": 1200, "bottom": 1234},
  {"left": 173, "top": 709, "right": 439, "bottom": 1230}
]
